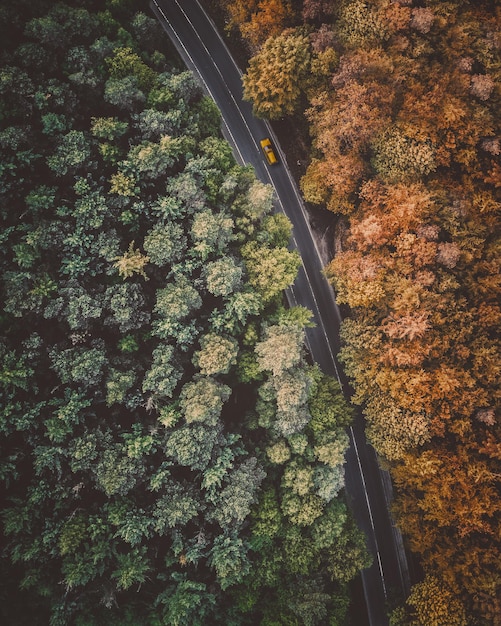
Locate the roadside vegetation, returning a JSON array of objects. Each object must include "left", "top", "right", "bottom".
[
  {"left": 213, "top": 0, "right": 500, "bottom": 623},
  {"left": 0, "top": 1, "right": 369, "bottom": 624}
]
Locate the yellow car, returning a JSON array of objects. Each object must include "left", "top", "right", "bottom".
[{"left": 260, "top": 137, "right": 278, "bottom": 165}]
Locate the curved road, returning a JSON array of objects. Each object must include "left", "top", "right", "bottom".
[{"left": 150, "top": 1, "right": 410, "bottom": 623}]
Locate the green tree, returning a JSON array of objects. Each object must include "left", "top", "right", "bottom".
[
  {"left": 210, "top": 458, "right": 266, "bottom": 528},
  {"left": 153, "top": 277, "right": 202, "bottom": 339},
  {"left": 193, "top": 333, "right": 238, "bottom": 376},
  {"left": 164, "top": 424, "right": 219, "bottom": 471},
  {"left": 127, "top": 135, "right": 191, "bottom": 179},
  {"left": 143, "top": 221, "right": 186, "bottom": 267},
  {"left": 209, "top": 533, "right": 251, "bottom": 590},
  {"left": 142, "top": 344, "right": 182, "bottom": 399},
  {"left": 155, "top": 573, "right": 216, "bottom": 626},
  {"left": 90, "top": 116, "right": 128, "bottom": 141},
  {"left": 49, "top": 345, "right": 106, "bottom": 389},
  {"left": 25, "top": 4, "right": 98, "bottom": 50},
  {"left": 257, "top": 213, "right": 293, "bottom": 248},
  {"left": 204, "top": 257, "right": 243, "bottom": 297},
  {"left": 0, "top": 65, "right": 34, "bottom": 120},
  {"left": 153, "top": 482, "right": 200, "bottom": 532},
  {"left": 190, "top": 209, "right": 235, "bottom": 260},
  {"left": 106, "top": 282, "right": 150, "bottom": 331},
  {"left": 41, "top": 112, "right": 67, "bottom": 135},
  {"left": 62, "top": 286, "right": 103, "bottom": 330},
  {"left": 231, "top": 178, "right": 274, "bottom": 238},
  {"left": 308, "top": 371, "right": 354, "bottom": 431},
  {"left": 135, "top": 108, "right": 180, "bottom": 140},
  {"left": 281, "top": 491, "right": 324, "bottom": 527},
  {"left": 288, "top": 576, "right": 331, "bottom": 626},
  {"left": 44, "top": 389, "right": 92, "bottom": 444},
  {"left": 46, "top": 130, "right": 91, "bottom": 176},
  {"left": 94, "top": 444, "right": 141, "bottom": 497},
  {"left": 105, "top": 46, "right": 156, "bottom": 91},
  {"left": 106, "top": 368, "right": 136, "bottom": 406},
  {"left": 223, "top": 290, "right": 263, "bottom": 330},
  {"left": 325, "top": 517, "right": 372, "bottom": 582},
  {"left": 179, "top": 376, "right": 231, "bottom": 426},
  {"left": 112, "top": 547, "right": 151, "bottom": 591},
  {"left": 104, "top": 75, "right": 146, "bottom": 111},
  {"left": 255, "top": 324, "right": 304, "bottom": 376},
  {"left": 242, "top": 242, "right": 300, "bottom": 302}
]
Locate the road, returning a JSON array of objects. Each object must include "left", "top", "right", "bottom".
[{"left": 150, "top": 1, "right": 410, "bottom": 623}]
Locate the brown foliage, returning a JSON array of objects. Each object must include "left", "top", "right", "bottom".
[
  {"left": 302, "top": 0, "right": 336, "bottom": 22},
  {"left": 224, "top": 0, "right": 294, "bottom": 52}
]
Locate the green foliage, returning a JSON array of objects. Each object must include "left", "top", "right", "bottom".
[
  {"left": 142, "top": 344, "right": 181, "bottom": 399},
  {"left": 41, "top": 112, "right": 67, "bottom": 135},
  {"left": 180, "top": 376, "right": 231, "bottom": 425},
  {"left": 127, "top": 135, "right": 192, "bottom": 179},
  {"left": 153, "top": 484, "right": 200, "bottom": 532},
  {"left": 204, "top": 257, "right": 243, "bottom": 297},
  {"left": 258, "top": 213, "right": 293, "bottom": 248},
  {"left": 143, "top": 222, "right": 186, "bottom": 266},
  {"left": 106, "top": 282, "right": 150, "bottom": 332},
  {"left": 193, "top": 333, "right": 238, "bottom": 375},
  {"left": 266, "top": 439, "right": 291, "bottom": 464},
  {"left": 106, "top": 46, "right": 156, "bottom": 91},
  {"left": 95, "top": 444, "right": 141, "bottom": 496},
  {"left": 191, "top": 208, "right": 234, "bottom": 259},
  {"left": 281, "top": 491, "right": 324, "bottom": 527},
  {"left": 91, "top": 116, "right": 128, "bottom": 140},
  {"left": 104, "top": 75, "right": 146, "bottom": 111},
  {"left": 46, "top": 130, "right": 91, "bottom": 176},
  {"left": 25, "top": 4, "right": 99, "bottom": 50},
  {"left": 45, "top": 390, "right": 91, "bottom": 443},
  {"left": 164, "top": 424, "right": 218, "bottom": 471},
  {"left": 0, "top": 2, "right": 364, "bottom": 624},
  {"left": 49, "top": 346, "right": 106, "bottom": 389},
  {"left": 111, "top": 547, "right": 151, "bottom": 591},
  {"left": 59, "top": 514, "right": 87, "bottom": 556},
  {"left": 209, "top": 533, "right": 250, "bottom": 589},
  {"left": 255, "top": 324, "right": 304, "bottom": 376},
  {"left": 155, "top": 278, "right": 202, "bottom": 321},
  {"left": 242, "top": 241, "right": 301, "bottom": 302},
  {"left": 210, "top": 458, "right": 266, "bottom": 528},
  {"left": 106, "top": 368, "right": 135, "bottom": 406},
  {"left": 308, "top": 371, "right": 354, "bottom": 431},
  {"left": 155, "top": 574, "right": 216, "bottom": 626}
]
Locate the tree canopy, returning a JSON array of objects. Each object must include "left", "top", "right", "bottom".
[{"left": 0, "top": 2, "right": 366, "bottom": 624}]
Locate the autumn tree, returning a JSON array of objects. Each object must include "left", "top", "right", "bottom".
[
  {"left": 243, "top": 28, "right": 311, "bottom": 119},
  {"left": 223, "top": 0, "right": 294, "bottom": 52},
  {"left": 312, "top": 0, "right": 501, "bottom": 619}
]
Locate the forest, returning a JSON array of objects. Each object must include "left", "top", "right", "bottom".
[
  {"left": 212, "top": 0, "right": 500, "bottom": 624},
  {"left": 0, "top": 1, "right": 370, "bottom": 625}
]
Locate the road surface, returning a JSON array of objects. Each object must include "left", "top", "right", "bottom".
[{"left": 150, "top": 1, "right": 411, "bottom": 623}]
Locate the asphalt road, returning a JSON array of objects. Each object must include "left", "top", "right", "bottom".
[{"left": 150, "top": 1, "right": 410, "bottom": 623}]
